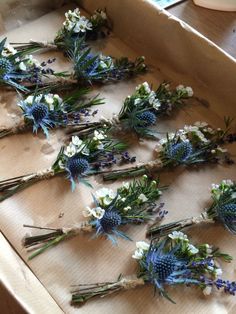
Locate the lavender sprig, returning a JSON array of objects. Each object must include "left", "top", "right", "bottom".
[
  {"left": 0, "top": 88, "right": 103, "bottom": 139},
  {"left": 11, "top": 8, "right": 111, "bottom": 54},
  {"left": 71, "top": 233, "right": 233, "bottom": 305},
  {"left": 101, "top": 119, "right": 235, "bottom": 181},
  {"left": 0, "top": 38, "right": 60, "bottom": 93},
  {"left": 23, "top": 176, "right": 166, "bottom": 259},
  {"left": 68, "top": 82, "right": 194, "bottom": 139},
  {"left": 147, "top": 179, "right": 236, "bottom": 237},
  {"left": 0, "top": 130, "right": 134, "bottom": 202}
]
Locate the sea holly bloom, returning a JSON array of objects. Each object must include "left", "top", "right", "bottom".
[
  {"left": 0, "top": 38, "right": 57, "bottom": 92},
  {"left": 71, "top": 234, "right": 234, "bottom": 306},
  {"left": 102, "top": 119, "right": 234, "bottom": 181},
  {"left": 0, "top": 89, "right": 103, "bottom": 139},
  {"left": 70, "top": 81, "right": 194, "bottom": 139},
  {"left": 11, "top": 8, "right": 110, "bottom": 53},
  {"left": 23, "top": 176, "right": 166, "bottom": 259},
  {"left": 0, "top": 130, "right": 133, "bottom": 202},
  {"left": 147, "top": 180, "right": 236, "bottom": 238}
]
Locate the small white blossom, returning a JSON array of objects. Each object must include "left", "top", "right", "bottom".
[
  {"left": 93, "top": 130, "right": 106, "bottom": 141},
  {"left": 122, "top": 182, "right": 130, "bottom": 190},
  {"left": 25, "top": 95, "right": 34, "bottom": 105},
  {"left": 72, "top": 136, "right": 83, "bottom": 146},
  {"left": 222, "top": 179, "right": 234, "bottom": 186},
  {"left": 188, "top": 244, "right": 199, "bottom": 255},
  {"left": 83, "top": 206, "right": 105, "bottom": 219},
  {"left": 64, "top": 143, "right": 77, "bottom": 157},
  {"left": 132, "top": 248, "right": 144, "bottom": 260},
  {"left": 168, "top": 231, "right": 188, "bottom": 241},
  {"left": 138, "top": 193, "right": 148, "bottom": 203},
  {"left": 203, "top": 286, "right": 212, "bottom": 296},
  {"left": 136, "top": 241, "right": 150, "bottom": 251},
  {"left": 185, "top": 86, "right": 194, "bottom": 97},
  {"left": 123, "top": 206, "right": 131, "bottom": 211},
  {"left": 214, "top": 268, "right": 223, "bottom": 276},
  {"left": 95, "top": 187, "right": 116, "bottom": 206},
  {"left": 19, "top": 62, "right": 27, "bottom": 71},
  {"left": 134, "top": 98, "right": 142, "bottom": 105}
]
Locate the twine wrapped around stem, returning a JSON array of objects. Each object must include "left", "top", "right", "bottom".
[
  {"left": 147, "top": 211, "right": 215, "bottom": 238},
  {"left": 23, "top": 221, "right": 93, "bottom": 260},
  {"left": 71, "top": 276, "right": 145, "bottom": 305}
]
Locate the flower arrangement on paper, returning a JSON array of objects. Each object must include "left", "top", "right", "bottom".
[
  {"left": 0, "top": 38, "right": 59, "bottom": 92},
  {"left": 11, "top": 8, "right": 110, "bottom": 53},
  {"left": 0, "top": 88, "right": 103, "bottom": 139},
  {"left": 71, "top": 232, "right": 235, "bottom": 305},
  {"left": 102, "top": 118, "right": 235, "bottom": 181},
  {"left": 28, "top": 39, "right": 146, "bottom": 93},
  {"left": 69, "top": 82, "right": 194, "bottom": 139},
  {"left": 0, "top": 131, "right": 135, "bottom": 202},
  {"left": 23, "top": 175, "right": 167, "bottom": 259},
  {"left": 147, "top": 179, "right": 236, "bottom": 237}
]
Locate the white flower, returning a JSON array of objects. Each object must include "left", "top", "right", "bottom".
[
  {"left": 123, "top": 206, "right": 131, "bottom": 211},
  {"left": 152, "top": 98, "right": 161, "bottom": 110},
  {"left": 136, "top": 241, "right": 150, "bottom": 251},
  {"left": 194, "top": 121, "right": 208, "bottom": 128},
  {"left": 132, "top": 248, "right": 144, "bottom": 260},
  {"left": 58, "top": 160, "right": 65, "bottom": 169},
  {"left": 132, "top": 241, "right": 150, "bottom": 260},
  {"left": 72, "top": 136, "right": 83, "bottom": 146},
  {"left": 19, "top": 62, "right": 27, "bottom": 71},
  {"left": 2, "top": 44, "right": 17, "bottom": 56},
  {"left": 64, "top": 143, "right": 77, "bottom": 157},
  {"left": 185, "top": 86, "right": 194, "bottom": 97},
  {"left": 121, "top": 198, "right": 126, "bottom": 202},
  {"left": 95, "top": 187, "right": 116, "bottom": 206},
  {"left": 222, "top": 179, "right": 234, "bottom": 186},
  {"left": 93, "top": 130, "right": 106, "bottom": 141},
  {"left": 168, "top": 231, "right": 188, "bottom": 241},
  {"left": 203, "top": 286, "right": 212, "bottom": 296},
  {"left": 25, "top": 95, "right": 34, "bottom": 105},
  {"left": 187, "top": 244, "right": 199, "bottom": 255},
  {"left": 134, "top": 98, "right": 142, "bottom": 105},
  {"left": 83, "top": 206, "right": 105, "bottom": 219},
  {"left": 214, "top": 268, "right": 223, "bottom": 276},
  {"left": 211, "top": 183, "right": 219, "bottom": 190},
  {"left": 136, "top": 81, "right": 151, "bottom": 94},
  {"left": 138, "top": 193, "right": 148, "bottom": 203},
  {"left": 63, "top": 9, "right": 92, "bottom": 33},
  {"left": 54, "top": 94, "right": 63, "bottom": 104},
  {"left": 205, "top": 244, "right": 213, "bottom": 254}
]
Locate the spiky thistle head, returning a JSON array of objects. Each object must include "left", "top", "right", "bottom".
[
  {"left": 66, "top": 156, "right": 90, "bottom": 178},
  {"left": 137, "top": 110, "right": 156, "bottom": 127},
  {"left": 99, "top": 211, "right": 122, "bottom": 233},
  {"left": 166, "top": 141, "right": 193, "bottom": 163},
  {"left": 217, "top": 203, "right": 236, "bottom": 234},
  {"left": 0, "top": 57, "right": 13, "bottom": 78}
]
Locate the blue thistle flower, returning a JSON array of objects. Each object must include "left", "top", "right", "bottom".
[
  {"left": 21, "top": 101, "right": 54, "bottom": 137},
  {"left": 145, "top": 241, "right": 188, "bottom": 289},
  {"left": 137, "top": 111, "right": 156, "bottom": 127},
  {"left": 66, "top": 157, "right": 90, "bottom": 191},
  {"left": 99, "top": 211, "right": 122, "bottom": 233},
  {"left": 0, "top": 57, "right": 13, "bottom": 78},
  {"left": 217, "top": 203, "right": 236, "bottom": 233},
  {"left": 166, "top": 141, "right": 193, "bottom": 163}
]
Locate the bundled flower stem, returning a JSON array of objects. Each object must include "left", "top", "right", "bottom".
[
  {"left": 26, "top": 38, "right": 146, "bottom": 93},
  {"left": 12, "top": 8, "right": 111, "bottom": 53},
  {"left": 68, "top": 82, "right": 194, "bottom": 139},
  {"left": 101, "top": 118, "right": 235, "bottom": 181},
  {"left": 0, "top": 130, "right": 134, "bottom": 202},
  {"left": 0, "top": 88, "right": 103, "bottom": 139},
  {"left": 71, "top": 233, "right": 235, "bottom": 306},
  {"left": 147, "top": 179, "right": 236, "bottom": 238},
  {"left": 0, "top": 38, "right": 63, "bottom": 93},
  {"left": 23, "top": 176, "right": 167, "bottom": 260}
]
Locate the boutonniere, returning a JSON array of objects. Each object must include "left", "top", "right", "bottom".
[
  {"left": 102, "top": 119, "right": 235, "bottom": 181},
  {"left": 0, "top": 89, "right": 103, "bottom": 138},
  {"left": 147, "top": 179, "right": 236, "bottom": 237},
  {"left": 0, "top": 131, "right": 135, "bottom": 202},
  {"left": 28, "top": 39, "right": 146, "bottom": 93},
  {"left": 0, "top": 38, "right": 60, "bottom": 92},
  {"left": 70, "top": 81, "right": 194, "bottom": 139},
  {"left": 71, "top": 233, "right": 234, "bottom": 305},
  {"left": 23, "top": 176, "right": 166, "bottom": 259},
  {"left": 12, "top": 8, "right": 110, "bottom": 53}
]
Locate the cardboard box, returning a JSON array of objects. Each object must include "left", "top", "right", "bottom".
[{"left": 0, "top": 1, "right": 236, "bottom": 313}]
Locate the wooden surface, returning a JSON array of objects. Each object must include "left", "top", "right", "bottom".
[
  {"left": 168, "top": 0, "right": 236, "bottom": 58},
  {"left": 1, "top": 2, "right": 236, "bottom": 314}
]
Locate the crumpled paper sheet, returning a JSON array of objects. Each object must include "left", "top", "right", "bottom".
[{"left": 0, "top": 1, "right": 236, "bottom": 314}]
